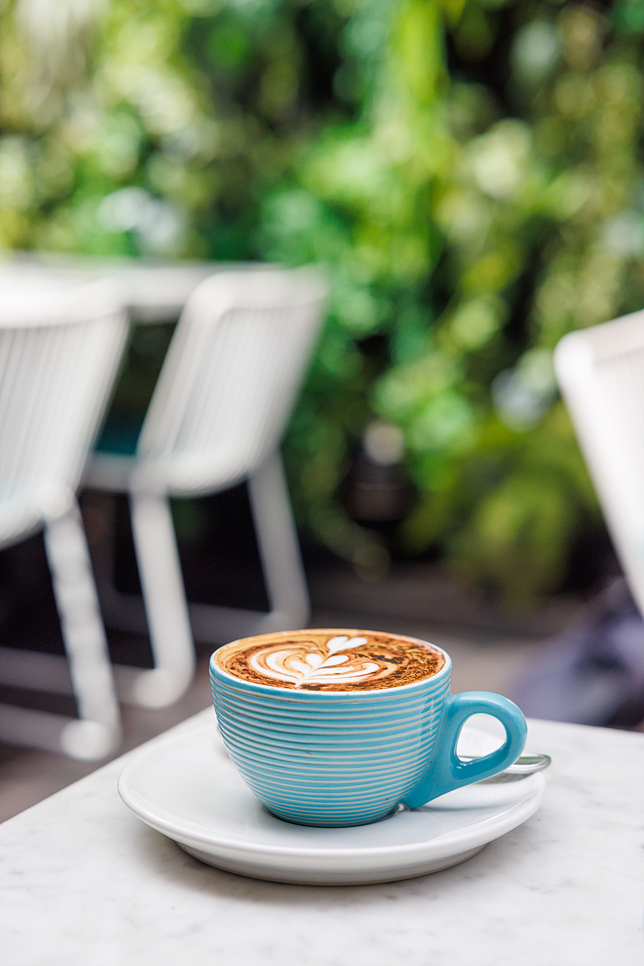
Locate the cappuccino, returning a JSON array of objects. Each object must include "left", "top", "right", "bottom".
[
  {"left": 213, "top": 628, "right": 445, "bottom": 692},
  {"left": 210, "top": 628, "right": 527, "bottom": 825}
]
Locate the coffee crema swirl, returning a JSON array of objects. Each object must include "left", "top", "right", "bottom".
[{"left": 214, "top": 629, "right": 445, "bottom": 691}]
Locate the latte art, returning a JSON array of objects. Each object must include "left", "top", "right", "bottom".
[
  {"left": 214, "top": 629, "right": 445, "bottom": 691},
  {"left": 252, "top": 636, "right": 385, "bottom": 686}
]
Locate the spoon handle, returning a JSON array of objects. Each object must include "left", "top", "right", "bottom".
[{"left": 461, "top": 753, "right": 552, "bottom": 784}]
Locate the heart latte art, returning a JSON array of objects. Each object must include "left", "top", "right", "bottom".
[{"left": 214, "top": 629, "right": 445, "bottom": 691}]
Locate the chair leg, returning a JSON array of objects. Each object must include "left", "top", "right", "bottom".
[
  {"left": 247, "top": 452, "right": 310, "bottom": 633},
  {"left": 128, "top": 489, "right": 196, "bottom": 708},
  {"left": 85, "top": 454, "right": 309, "bottom": 665},
  {"left": 186, "top": 453, "right": 310, "bottom": 643},
  {"left": 43, "top": 497, "right": 122, "bottom": 760},
  {"left": 83, "top": 490, "right": 149, "bottom": 636}
]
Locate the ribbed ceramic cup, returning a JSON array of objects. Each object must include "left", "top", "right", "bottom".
[{"left": 210, "top": 630, "right": 527, "bottom": 827}]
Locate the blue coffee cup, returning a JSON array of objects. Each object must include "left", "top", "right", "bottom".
[{"left": 210, "top": 631, "right": 527, "bottom": 827}]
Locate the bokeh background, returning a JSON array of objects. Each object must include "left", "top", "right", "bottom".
[
  {"left": 5, "top": 0, "right": 644, "bottom": 819},
  {"left": 1, "top": 0, "right": 641, "bottom": 604}
]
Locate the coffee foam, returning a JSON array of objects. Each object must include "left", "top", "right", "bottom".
[{"left": 214, "top": 629, "right": 446, "bottom": 691}]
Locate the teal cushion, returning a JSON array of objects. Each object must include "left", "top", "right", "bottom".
[{"left": 95, "top": 416, "right": 142, "bottom": 457}]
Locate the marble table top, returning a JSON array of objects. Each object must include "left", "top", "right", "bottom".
[{"left": 1, "top": 710, "right": 642, "bottom": 965}]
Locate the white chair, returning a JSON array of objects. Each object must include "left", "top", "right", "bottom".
[
  {"left": 0, "top": 281, "right": 129, "bottom": 760},
  {"left": 554, "top": 309, "right": 644, "bottom": 617},
  {"left": 84, "top": 267, "right": 327, "bottom": 710}
]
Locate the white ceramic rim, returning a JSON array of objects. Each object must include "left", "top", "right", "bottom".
[{"left": 117, "top": 722, "right": 545, "bottom": 866}]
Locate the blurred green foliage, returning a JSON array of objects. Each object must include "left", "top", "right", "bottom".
[{"left": 1, "top": 0, "right": 642, "bottom": 600}]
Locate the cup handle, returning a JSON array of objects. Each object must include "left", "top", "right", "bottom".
[{"left": 402, "top": 691, "right": 527, "bottom": 808}]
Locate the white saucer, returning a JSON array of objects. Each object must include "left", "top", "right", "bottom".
[{"left": 118, "top": 719, "right": 545, "bottom": 885}]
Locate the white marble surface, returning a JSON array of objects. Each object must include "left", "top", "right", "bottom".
[{"left": 1, "top": 710, "right": 642, "bottom": 965}]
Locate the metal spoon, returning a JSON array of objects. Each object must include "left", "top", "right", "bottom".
[
  {"left": 392, "top": 754, "right": 552, "bottom": 814},
  {"left": 462, "top": 753, "right": 552, "bottom": 784}
]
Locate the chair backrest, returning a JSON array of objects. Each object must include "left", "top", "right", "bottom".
[
  {"left": 555, "top": 310, "right": 644, "bottom": 615},
  {"left": 135, "top": 267, "right": 328, "bottom": 494},
  {"left": 0, "top": 280, "right": 128, "bottom": 547}
]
